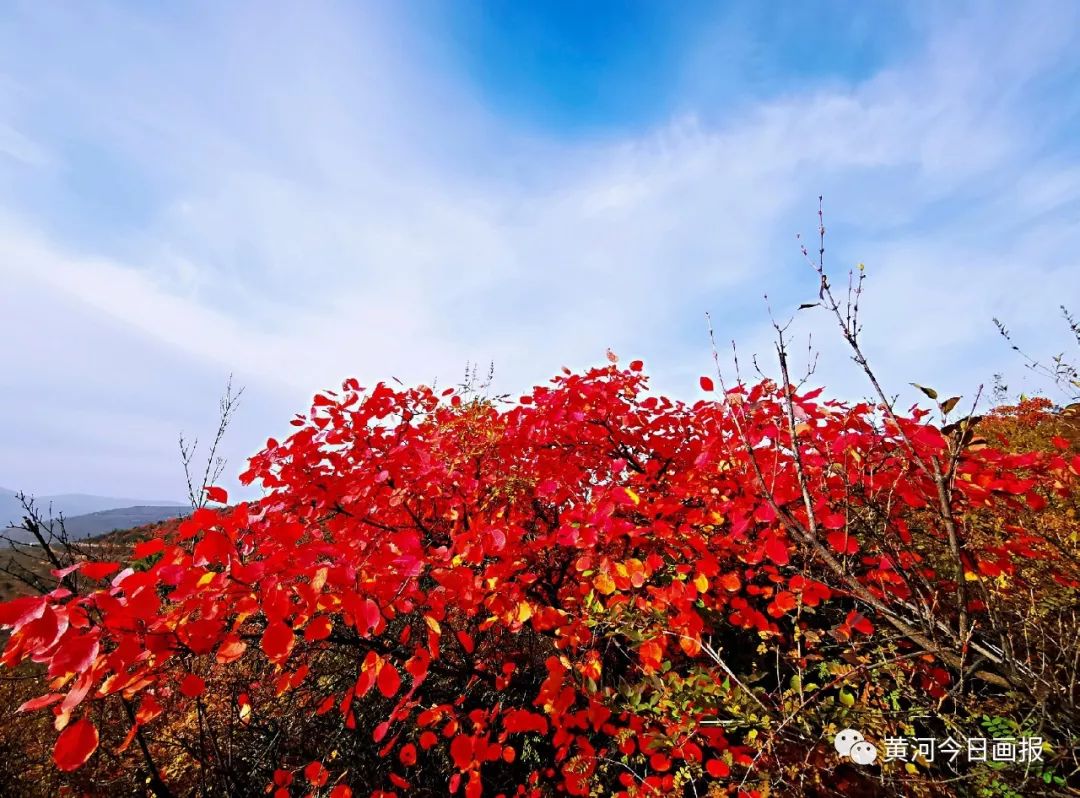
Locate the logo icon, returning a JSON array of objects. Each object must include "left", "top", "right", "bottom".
[{"left": 834, "top": 728, "right": 878, "bottom": 765}]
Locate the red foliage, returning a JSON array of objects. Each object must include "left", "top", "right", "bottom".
[
  {"left": 1, "top": 363, "right": 1075, "bottom": 795},
  {"left": 52, "top": 717, "right": 98, "bottom": 772}
]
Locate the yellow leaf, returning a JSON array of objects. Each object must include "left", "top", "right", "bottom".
[
  {"left": 197, "top": 572, "right": 216, "bottom": 587},
  {"left": 625, "top": 488, "right": 640, "bottom": 505},
  {"left": 964, "top": 571, "right": 980, "bottom": 582},
  {"left": 594, "top": 572, "right": 617, "bottom": 596},
  {"left": 424, "top": 616, "right": 442, "bottom": 635},
  {"left": 693, "top": 573, "right": 709, "bottom": 594},
  {"left": 516, "top": 601, "right": 533, "bottom": 623}
]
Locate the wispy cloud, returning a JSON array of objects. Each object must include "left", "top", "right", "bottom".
[{"left": 1, "top": 1, "right": 1078, "bottom": 498}]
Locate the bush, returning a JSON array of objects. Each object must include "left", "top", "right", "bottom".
[{"left": 1, "top": 355, "right": 1077, "bottom": 797}]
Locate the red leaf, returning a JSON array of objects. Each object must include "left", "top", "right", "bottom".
[
  {"left": 180, "top": 674, "right": 206, "bottom": 698},
  {"left": 629, "top": 360, "right": 644, "bottom": 372},
  {"left": 373, "top": 720, "right": 390, "bottom": 743},
  {"left": 60, "top": 671, "right": 93, "bottom": 713},
  {"left": 466, "top": 770, "right": 482, "bottom": 798},
  {"left": 455, "top": 630, "right": 475, "bottom": 654},
  {"left": 274, "top": 769, "right": 293, "bottom": 787},
  {"left": 48, "top": 632, "right": 99, "bottom": 678},
  {"left": 638, "top": 639, "right": 663, "bottom": 672},
  {"left": 81, "top": 561, "right": 121, "bottom": 580},
  {"left": 706, "top": 759, "right": 730, "bottom": 778},
  {"left": 847, "top": 611, "right": 874, "bottom": 635},
  {"left": 360, "top": 598, "right": 382, "bottom": 635},
  {"left": 261, "top": 622, "right": 295, "bottom": 664},
  {"left": 18, "top": 693, "right": 62, "bottom": 713},
  {"left": 826, "top": 531, "right": 859, "bottom": 555},
  {"left": 204, "top": 485, "right": 228, "bottom": 504},
  {"left": 700, "top": 376, "right": 715, "bottom": 392},
  {"left": 216, "top": 636, "right": 247, "bottom": 664},
  {"left": 304, "top": 760, "right": 329, "bottom": 787},
  {"left": 503, "top": 710, "right": 548, "bottom": 734},
  {"left": 768, "top": 590, "right": 798, "bottom": 617},
  {"left": 133, "top": 538, "right": 165, "bottom": 558},
  {"left": 136, "top": 693, "right": 163, "bottom": 725},
  {"left": 304, "top": 615, "right": 333, "bottom": 642},
  {"left": 117, "top": 723, "right": 138, "bottom": 754},
  {"left": 450, "top": 735, "right": 475, "bottom": 769},
  {"left": 821, "top": 512, "right": 845, "bottom": 530},
  {"left": 53, "top": 718, "right": 99, "bottom": 772},
  {"left": 0, "top": 595, "right": 46, "bottom": 628},
  {"left": 377, "top": 661, "right": 401, "bottom": 698},
  {"left": 405, "top": 649, "right": 430, "bottom": 683},
  {"left": 650, "top": 753, "right": 672, "bottom": 772},
  {"left": 764, "top": 535, "right": 789, "bottom": 565}
]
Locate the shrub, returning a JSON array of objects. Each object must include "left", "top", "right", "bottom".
[{"left": 1, "top": 356, "right": 1077, "bottom": 797}]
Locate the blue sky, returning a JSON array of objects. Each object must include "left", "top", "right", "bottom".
[{"left": 1, "top": 1, "right": 1079, "bottom": 500}]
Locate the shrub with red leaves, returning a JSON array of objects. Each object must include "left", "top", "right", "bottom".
[{"left": 1, "top": 361, "right": 1077, "bottom": 796}]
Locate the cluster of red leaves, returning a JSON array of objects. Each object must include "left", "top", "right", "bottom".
[{"left": 1, "top": 362, "right": 1076, "bottom": 795}]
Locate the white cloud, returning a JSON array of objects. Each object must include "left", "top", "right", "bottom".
[{"left": 0, "top": 1, "right": 1078, "bottom": 498}]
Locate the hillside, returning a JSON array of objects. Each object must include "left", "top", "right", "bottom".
[
  {"left": 2, "top": 504, "right": 189, "bottom": 545},
  {"left": 0, "top": 516, "right": 184, "bottom": 603},
  {"left": 1, "top": 487, "right": 186, "bottom": 539},
  {"left": 57, "top": 505, "right": 190, "bottom": 539}
]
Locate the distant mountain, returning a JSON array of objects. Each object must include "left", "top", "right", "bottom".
[
  {"left": 2, "top": 504, "right": 190, "bottom": 545},
  {"left": 57, "top": 506, "right": 191, "bottom": 540},
  {"left": 1, "top": 487, "right": 186, "bottom": 537}
]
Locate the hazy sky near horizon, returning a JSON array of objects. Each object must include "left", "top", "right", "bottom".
[{"left": 2, "top": 1, "right": 1079, "bottom": 500}]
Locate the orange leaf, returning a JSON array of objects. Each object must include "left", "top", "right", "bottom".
[{"left": 593, "top": 572, "right": 616, "bottom": 596}]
